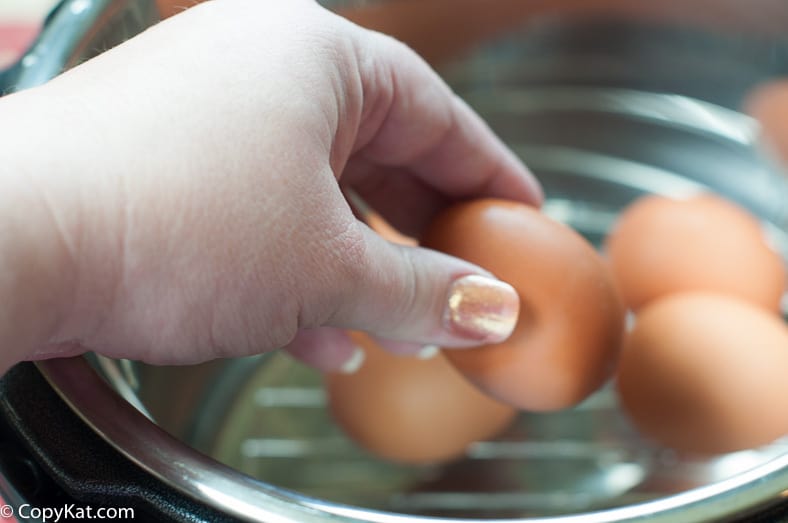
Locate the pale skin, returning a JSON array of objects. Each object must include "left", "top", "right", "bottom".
[
  {"left": 1, "top": 0, "right": 784, "bottom": 377},
  {"left": 0, "top": 0, "right": 542, "bottom": 374}
]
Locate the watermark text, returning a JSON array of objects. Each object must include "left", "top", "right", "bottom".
[{"left": 1, "top": 503, "right": 135, "bottom": 522}]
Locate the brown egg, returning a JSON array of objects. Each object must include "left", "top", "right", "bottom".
[
  {"left": 422, "top": 199, "right": 625, "bottom": 411},
  {"left": 605, "top": 194, "right": 786, "bottom": 313},
  {"left": 325, "top": 332, "right": 516, "bottom": 465},
  {"left": 617, "top": 292, "right": 788, "bottom": 454}
]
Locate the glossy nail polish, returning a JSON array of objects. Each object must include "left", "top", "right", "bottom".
[{"left": 444, "top": 275, "right": 520, "bottom": 342}]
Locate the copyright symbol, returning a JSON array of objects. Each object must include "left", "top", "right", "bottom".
[{"left": 0, "top": 505, "right": 13, "bottom": 518}]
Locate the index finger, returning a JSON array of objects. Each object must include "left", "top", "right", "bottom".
[{"left": 351, "top": 31, "right": 544, "bottom": 208}]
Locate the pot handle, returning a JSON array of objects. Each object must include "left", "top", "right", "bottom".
[{"left": 0, "top": 363, "right": 236, "bottom": 523}]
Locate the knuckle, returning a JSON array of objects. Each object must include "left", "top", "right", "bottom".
[
  {"left": 395, "top": 247, "right": 422, "bottom": 321},
  {"left": 330, "top": 220, "right": 370, "bottom": 285},
  {"left": 299, "top": 219, "right": 370, "bottom": 327}
]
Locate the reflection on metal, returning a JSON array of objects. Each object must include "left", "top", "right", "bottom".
[
  {"left": 69, "top": 349, "right": 788, "bottom": 523},
  {"left": 254, "top": 387, "right": 327, "bottom": 408},
  {"left": 541, "top": 199, "right": 621, "bottom": 235},
  {"left": 514, "top": 145, "right": 708, "bottom": 198},
  {"left": 1, "top": 0, "right": 159, "bottom": 93},
  {"left": 390, "top": 492, "right": 597, "bottom": 512},
  {"left": 467, "top": 88, "right": 758, "bottom": 146},
  {"left": 387, "top": 462, "right": 645, "bottom": 512},
  {"left": 69, "top": 0, "right": 91, "bottom": 15},
  {"left": 241, "top": 438, "right": 353, "bottom": 459},
  {"left": 708, "top": 443, "right": 788, "bottom": 482},
  {"left": 94, "top": 355, "right": 153, "bottom": 421},
  {"left": 467, "top": 441, "right": 634, "bottom": 462},
  {"left": 192, "top": 482, "right": 319, "bottom": 523},
  {"left": 118, "top": 358, "right": 140, "bottom": 391}
]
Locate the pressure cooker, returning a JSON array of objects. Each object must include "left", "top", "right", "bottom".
[{"left": 0, "top": 0, "right": 786, "bottom": 521}]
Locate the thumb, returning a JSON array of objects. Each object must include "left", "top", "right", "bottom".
[{"left": 329, "top": 225, "right": 520, "bottom": 348}]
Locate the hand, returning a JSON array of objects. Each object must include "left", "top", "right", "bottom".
[{"left": 0, "top": 0, "right": 541, "bottom": 373}]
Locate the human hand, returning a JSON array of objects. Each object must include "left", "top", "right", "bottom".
[{"left": 0, "top": 0, "right": 541, "bottom": 373}]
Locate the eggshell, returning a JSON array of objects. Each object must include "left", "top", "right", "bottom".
[
  {"left": 325, "top": 332, "right": 516, "bottom": 465},
  {"left": 617, "top": 292, "right": 788, "bottom": 454},
  {"left": 422, "top": 199, "right": 626, "bottom": 411},
  {"left": 605, "top": 194, "right": 786, "bottom": 313}
]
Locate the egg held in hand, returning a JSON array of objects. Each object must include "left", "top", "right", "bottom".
[
  {"left": 422, "top": 199, "right": 626, "bottom": 411},
  {"left": 616, "top": 292, "right": 788, "bottom": 454},
  {"left": 605, "top": 193, "right": 786, "bottom": 313},
  {"left": 325, "top": 332, "right": 517, "bottom": 465}
]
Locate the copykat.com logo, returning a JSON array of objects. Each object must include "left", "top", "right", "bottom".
[{"left": 0, "top": 503, "right": 135, "bottom": 522}]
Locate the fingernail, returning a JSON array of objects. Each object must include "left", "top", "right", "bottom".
[
  {"left": 340, "top": 347, "right": 366, "bottom": 374},
  {"left": 417, "top": 345, "right": 440, "bottom": 360},
  {"left": 444, "top": 275, "right": 520, "bottom": 342}
]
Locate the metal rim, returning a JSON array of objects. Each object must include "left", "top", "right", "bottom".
[
  {"left": 36, "top": 356, "right": 788, "bottom": 523},
  {"left": 11, "top": 0, "right": 788, "bottom": 521}
]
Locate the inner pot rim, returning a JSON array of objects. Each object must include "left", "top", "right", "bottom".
[{"left": 35, "top": 356, "right": 788, "bottom": 523}]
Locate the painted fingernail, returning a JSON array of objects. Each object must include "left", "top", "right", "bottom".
[
  {"left": 340, "top": 347, "right": 366, "bottom": 374},
  {"left": 444, "top": 275, "right": 520, "bottom": 342},
  {"left": 417, "top": 345, "right": 440, "bottom": 360}
]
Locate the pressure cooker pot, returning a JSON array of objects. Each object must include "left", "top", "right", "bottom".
[{"left": 0, "top": 0, "right": 786, "bottom": 521}]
